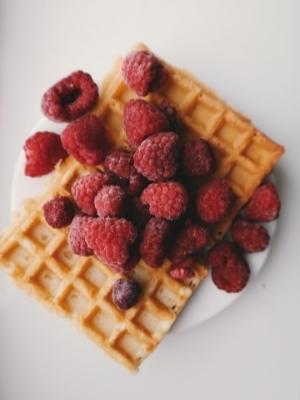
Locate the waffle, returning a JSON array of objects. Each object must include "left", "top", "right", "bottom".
[
  {"left": 91, "top": 44, "right": 284, "bottom": 239},
  {"left": 0, "top": 160, "right": 207, "bottom": 372},
  {"left": 0, "top": 44, "right": 284, "bottom": 371}
]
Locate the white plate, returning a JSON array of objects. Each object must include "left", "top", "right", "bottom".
[{"left": 9, "top": 117, "right": 277, "bottom": 334}]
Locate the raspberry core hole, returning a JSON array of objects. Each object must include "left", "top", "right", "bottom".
[{"left": 61, "top": 87, "right": 81, "bottom": 105}]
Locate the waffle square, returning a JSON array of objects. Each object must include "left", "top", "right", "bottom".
[{"left": 0, "top": 44, "right": 284, "bottom": 371}]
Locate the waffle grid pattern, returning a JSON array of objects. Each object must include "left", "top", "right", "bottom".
[
  {"left": 0, "top": 44, "right": 284, "bottom": 371},
  {"left": 0, "top": 157, "right": 207, "bottom": 371}
]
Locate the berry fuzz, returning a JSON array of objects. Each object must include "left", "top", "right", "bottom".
[
  {"left": 170, "top": 223, "right": 209, "bottom": 263},
  {"left": 94, "top": 185, "right": 126, "bottom": 217},
  {"left": 61, "top": 115, "right": 107, "bottom": 165},
  {"left": 71, "top": 172, "right": 112, "bottom": 215},
  {"left": 182, "top": 138, "right": 216, "bottom": 177},
  {"left": 208, "top": 242, "right": 250, "bottom": 293},
  {"left": 141, "top": 181, "right": 188, "bottom": 221},
  {"left": 41, "top": 70, "right": 98, "bottom": 122},
  {"left": 43, "top": 196, "right": 74, "bottom": 228},
  {"left": 68, "top": 216, "right": 94, "bottom": 256},
  {"left": 196, "top": 178, "right": 234, "bottom": 224},
  {"left": 104, "top": 150, "right": 135, "bottom": 179},
  {"left": 140, "top": 218, "right": 172, "bottom": 267},
  {"left": 112, "top": 278, "right": 142, "bottom": 310},
  {"left": 85, "top": 217, "right": 137, "bottom": 272},
  {"left": 231, "top": 219, "right": 269, "bottom": 253},
  {"left": 123, "top": 99, "right": 169, "bottom": 147},
  {"left": 24, "top": 131, "right": 67, "bottom": 177},
  {"left": 122, "top": 50, "right": 168, "bottom": 96},
  {"left": 134, "top": 132, "right": 179, "bottom": 181},
  {"left": 243, "top": 183, "right": 281, "bottom": 222}
]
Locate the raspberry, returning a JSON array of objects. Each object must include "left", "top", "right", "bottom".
[
  {"left": 68, "top": 216, "right": 94, "bottom": 256},
  {"left": 123, "top": 99, "right": 169, "bottom": 147},
  {"left": 158, "top": 100, "right": 179, "bottom": 132},
  {"left": 94, "top": 185, "right": 126, "bottom": 217},
  {"left": 85, "top": 217, "right": 137, "bottom": 271},
  {"left": 133, "top": 132, "right": 179, "bottom": 181},
  {"left": 71, "top": 172, "right": 111, "bottom": 215},
  {"left": 61, "top": 115, "right": 107, "bottom": 165},
  {"left": 122, "top": 50, "right": 168, "bottom": 96},
  {"left": 208, "top": 242, "right": 250, "bottom": 293},
  {"left": 170, "top": 223, "right": 209, "bottom": 263},
  {"left": 211, "top": 258, "right": 250, "bottom": 293},
  {"left": 140, "top": 218, "right": 172, "bottom": 267},
  {"left": 141, "top": 182, "right": 188, "bottom": 221},
  {"left": 41, "top": 70, "right": 98, "bottom": 122},
  {"left": 43, "top": 196, "right": 74, "bottom": 228},
  {"left": 129, "top": 197, "right": 151, "bottom": 228},
  {"left": 103, "top": 150, "right": 146, "bottom": 195},
  {"left": 169, "top": 263, "right": 195, "bottom": 281},
  {"left": 103, "top": 170, "right": 146, "bottom": 197},
  {"left": 231, "top": 219, "right": 269, "bottom": 253},
  {"left": 196, "top": 178, "right": 234, "bottom": 224},
  {"left": 104, "top": 150, "right": 135, "bottom": 179},
  {"left": 24, "top": 131, "right": 67, "bottom": 177},
  {"left": 182, "top": 139, "right": 216, "bottom": 177},
  {"left": 112, "top": 278, "right": 142, "bottom": 310},
  {"left": 208, "top": 242, "right": 235, "bottom": 269},
  {"left": 243, "top": 183, "right": 281, "bottom": 222}
]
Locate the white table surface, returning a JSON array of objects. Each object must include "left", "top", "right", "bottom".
[{"left": 0, "top": 1, "right": 299, "bottom": 399}]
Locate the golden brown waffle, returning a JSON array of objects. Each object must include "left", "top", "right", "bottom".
[
  {"left": 0, "top": 157, "right": 208, "bottom": 372},
  {"left": 91, "top": 43, "right": 284, "bottom": 239},
  {"left": 0, "top": 44, "right": 284, "bottom": 371}
]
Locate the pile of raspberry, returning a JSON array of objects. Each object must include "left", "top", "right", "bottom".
[
  {"left": 208, "top": 182, "right": 281, "bottom": 292},
  {"left": 26, "top": 50, "right": 281, "bottom": 309}
]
